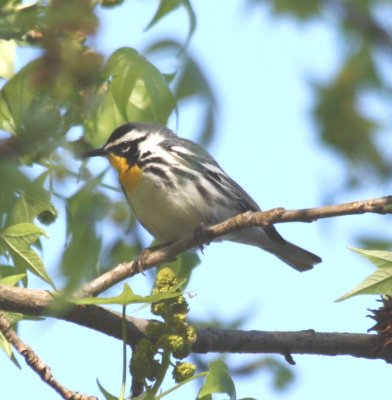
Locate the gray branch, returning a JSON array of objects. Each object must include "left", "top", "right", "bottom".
[{"left": 1, "top": 285, "right": 391, "bottom": 363}]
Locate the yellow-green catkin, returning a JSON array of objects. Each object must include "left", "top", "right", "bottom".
[
  {"left": 172, "top": 361, "right": 196, "bottom": 383},
  {"left": 129, "top": 338, "right": 159, "bottom": 383},
  {"left": 131, "top": 267, "right": 197, "bottom": 390}
]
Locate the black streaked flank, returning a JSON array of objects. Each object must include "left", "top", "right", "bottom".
[
  {"left": 171, "top": 166, "right": 199, "bottom": 182},
  {"left": 143, "top": 165, "right": 175, "bottom": 189},
  {"left": 195, "top": 182, "right": 212, "bottom": 202},
  {"left": 203, "top": 170, "right": 226, "bottom": 193},
  {"left": 138, "top": 155, "right": 171, "bottom": 168}
]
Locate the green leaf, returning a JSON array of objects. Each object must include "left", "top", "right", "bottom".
[
  {"left": 313, "top": 47, "right": 387, "bottom": 183},
  {"left": 73, "top": 283, "right": 181, "bottom": 306},
  {"left": 10, "top": 171, "right": 57, "bottom": 225},
  {"left": 2, "top": 223, "right": 47, "bottom": 249},
  {"left": 60, "top": 179, "right": 109, "bottom": 290},
  {"left": 129, "top": 391, "right": 153, "bottom": 400},
  {"left": 0, "top": 59, "right": 63, "bottom": 160},
  {"left": 96, "top": 379, "right": 119, "bottom": 400},
  {"left": 239, "top": 398, "right": 257, "bottom": 400},
  {"left": 249, "top": 0, "right": 322, "bottom": 20},
  {"left": 147, "top": 39, "right": 217, "bottom": 146},
  {"left": 85, "top": 47, "right": 176, "bottom": 146},
  {"left": 337, "top": 248, "right": 392, "bottom": 301},
  {"left": 84, "top": 85, "right": 126, "bottom": 147},
  {"left": 0, "top": 2, "right": 41, "bottom": 41},
  {"left": 0, "top": 39, "right": 15, "bottom": 79},
  {"left": 0, "top": 161, "right": 30, "bottom": 221},
  {"left": 0, "top": 60, "right": 37, "bottom": 133},
  {"left": 145, "top": 0, "right": 196, "bottom": 46},
  {"left": 0, "top": 310, "right": 23, "bottom": 369},
  {"left": 350, "top": 247, "right": 392, "bottom": 266},
  {"left": 0, "top": 223, "right": 54, "bottom": 287},
  {"left": 103, "top": 238, "right": 141, "bottom": 268},
  {"left": 0, "top": 331, "right": 21, "bottom": 369},
  {"left": 108, "top": 47, "right": 175, "bottom": 122},
  {"left": 3, "top": 311, "right": 42, "bottom": 325},
  {"left": 198, "top": 360, "right": 236, "bottom": 400},
  {"left": 0, "top": 265, "right": 20, "bottom": 279},
  {"left": 145, "top": 0, "right": 182, "bottom": 30},
  {"left": 96, "top": 378, "right": 154, "bottom": 400},
  {"left": 0, "top": 273, "right": 26, "bottom": 286}
]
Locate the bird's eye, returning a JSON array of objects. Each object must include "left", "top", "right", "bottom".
[{"left": 121, "top": 145, "right": 131, "bottom": 153}]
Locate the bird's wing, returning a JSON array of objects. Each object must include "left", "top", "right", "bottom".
[{"left": 162, "top": 137, "right": 286, "bottom": 244}]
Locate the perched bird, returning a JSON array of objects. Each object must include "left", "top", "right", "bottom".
[{"left": 83, "top": 122, "right": 321, "bottom": 271}]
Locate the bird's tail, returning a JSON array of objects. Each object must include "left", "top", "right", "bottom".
[
  {"left": 268, "top": 241, "right": 322, "bottom": 272},
  {"left": 224, "top": 227, "right": 321, "bottom": 272}
]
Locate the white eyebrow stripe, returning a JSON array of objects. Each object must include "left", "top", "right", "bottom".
[{"left": 104, "top": 130, "right": 150, "bottom": 149}]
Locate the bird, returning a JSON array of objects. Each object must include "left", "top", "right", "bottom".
[{"left": 82, "top": 122, "right": 321, "bottom": 272}]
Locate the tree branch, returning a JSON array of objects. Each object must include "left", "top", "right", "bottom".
[
  {"left": 1, "top": 285, "right": 391, "bottom": 363},
  {"left": 79, "top": 195, "right": 392, "bottom": 297},
  {"left": 0, "top": 311, "right": 97, "bottom": 400},
  {"left": 0, "top": 285, "right": 148, "bottom": 345},
  {"left": 194, "top": 328, "right": 392, "bottom": 363}
]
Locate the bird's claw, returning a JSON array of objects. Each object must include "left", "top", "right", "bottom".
[
  {"left": 134, "top": 248, "right": 151, "bottom": 275},
  {"left": 134, "top": 241, "right": 176, "bottom": 274},
  {"left": 194, "top": 223, "right": 210, "bottom": 254}
]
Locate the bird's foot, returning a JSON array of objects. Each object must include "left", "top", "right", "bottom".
[
  {"left": 194, "top": 222, "right": 210, "bottom": 254},
  {"left": 134, "top": 241, "right": 175, "bottom": 273}
]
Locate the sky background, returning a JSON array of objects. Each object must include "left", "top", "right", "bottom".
[{"left": 2, "top": 1, "right": 391, "bottom": 399}]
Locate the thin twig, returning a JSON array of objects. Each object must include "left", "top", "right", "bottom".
[
  {"left": 0, "top": 312, "right": 97, "bottom": 400},
  {"left": 79, "top": 195, "right": 392, "bottom": 297}
]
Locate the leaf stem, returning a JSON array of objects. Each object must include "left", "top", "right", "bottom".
[
  {"left": 156, "top": 372, "right": 208, "bottom": 399},
  {"left": 151, "top": 350, "right": 171, "bottom": 396},
  {"left": 119, "top": 305, "right": 127, "bottom": 400}
]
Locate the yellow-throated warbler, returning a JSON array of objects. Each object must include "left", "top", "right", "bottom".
[{"left": 83, "top": 122, "right": 321, "bottom": 271}]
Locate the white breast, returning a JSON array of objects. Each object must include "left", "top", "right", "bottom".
[{"left": 124, "top": 169, "right": 209, "bottom": 243}]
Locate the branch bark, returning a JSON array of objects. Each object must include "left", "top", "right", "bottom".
[
  {"left": 79, "top": 195, "right": 392, "bottom": 297},
  {"left": 0, "top": 311, "right": 97, "bottom": 400},
  {"left": 1, "top": 285, "right": 391, "bottom": 363},
  {"left": 194, "top": 328, "right": 391, "bottom": 362}
]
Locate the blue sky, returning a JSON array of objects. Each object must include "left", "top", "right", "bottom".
[{"left": 2, "top": 1, "right": 391, "bottom": 399}]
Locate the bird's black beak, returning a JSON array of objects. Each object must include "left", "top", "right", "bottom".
[{"left": 81, "top": 147, "right": 107, "bottom": 158}]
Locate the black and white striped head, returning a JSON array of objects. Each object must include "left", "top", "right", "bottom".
[{"left": 83, "top": 122, "right": 175, "bottom": 164}]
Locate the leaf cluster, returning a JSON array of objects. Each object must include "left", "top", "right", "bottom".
[
  {"left": 0, "top": 1, "right": 259, "bottom": 399},
  {"left": 338, "top": 248, "right": 392, "bottom": 301}
]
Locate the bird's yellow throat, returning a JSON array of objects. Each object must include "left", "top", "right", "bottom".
[{"left": 108, "top": 154, "right": 142, "bottom": 192}]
